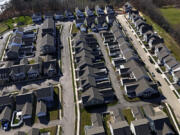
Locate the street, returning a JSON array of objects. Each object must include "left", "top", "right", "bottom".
[{"left": 117, "top": 14, "right": 180, "bottom": 122}]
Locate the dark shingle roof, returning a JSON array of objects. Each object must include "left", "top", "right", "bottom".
[
  {"left": 28, "top": 128, "right": 40, "bottom": 135},
  {"left": 42, "top": 18, "right": 54, "bottom": 30},
  {"left": 36, "top": 101, "right": 47, "bottom": 115},
  {"left": 34, "top": 86, "right": 54, "bottom": 100},
  {"left": 22, "top": 102, "right": 32, "bottom": 116},
  {"left": 0, "top": 106, "right": 12, "bottom": 121}
]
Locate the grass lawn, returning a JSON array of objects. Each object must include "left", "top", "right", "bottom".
[
  {"left": 160, "top": 8, "right": 180, "bottom": 26},
  {"left": 80, "top": 108, "right": 91, "bottom": 135},
  {"left": 123, "top": 94, "right": 140, "bottom": 102},
  {"left": 71, "top": 23, "right": 79, "bottom": 34},
  {"left": 29, "top": 59, "right": 35, "bottom": 64},
  {"left": 142, "top": 14, "right": 180, "bottom": 62},
  {"left": 103, "top": 114, "right": 111, "bottom": 135},
  {"left": 0, "top": 23, "right": 8, "bottom": 33},
  {"left": 49, "top": 87, "right": 59, "bottom": 121},
  {"left": 40, "top": 126, "right": 57, "bottom": 135},
  {"left": 122, "top": 109, "right": 135, "bottom": 124}
]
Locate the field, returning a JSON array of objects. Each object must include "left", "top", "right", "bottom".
[{"left": 160, "top": 7, "right": 180, "bottom": 26}]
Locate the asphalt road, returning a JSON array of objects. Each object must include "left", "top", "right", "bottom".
[
  {"left": 59, "top": 22, "right": 75, "bottom": 135},
  {"left": 117, "top": 14, "right": 180, "bottom": 122}
]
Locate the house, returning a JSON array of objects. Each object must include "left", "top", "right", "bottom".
[
  {"left": 43, "top": 57, "right": 57, "bottom": 77},
  {"left": 54, "top": 12, "right": 64, "bottom": 21},
  {"left": 75, "top": 7, "right": 85, "bottom": 18},
  {"left": 97, "top": 22, "right": 108, "bottom": 31},
  {"left": 85, "top": 113, "right": 106, "bottom": 135},
  {"left": 14, "top": 131, "right": 26, "bottom": 135},
  {"left": 163, "top": 55, "right": 179, "bottom": 72},
  {"left": 6, "top": 45, "right": 20, "bottom": 60},
  {"left": 85, "top": 6, "right": 94, "bottom": 17},
  {"left": 65, "top": 10, "right": 75, "bottom": 20},
  {"left": 105, "top": 5, "right": 114, "bottom": 15},
  {"left": 155, "top": 43, "right": 170, "bottom": 59},
  {"left": 0, "top": 106, "right": 12, "bottom": 129},
  {"left": 84, "top": 17, "right": 95, "bottom": 28},
  {"left": 10, "top": 65, "right": 26, "bottom": 81},
  {"left": 44, "top": 13, "right": 53, "bottom": 20},
  {"left": 26, "top": 63, "right": 42, "bottom": 79},
  {"left": 0, "top": 67, "right": 10, "bottom": 85},
  {"left": 34, "top": 86, "right": 54, "bottom": 107},
  {"left": 156, "top": 50, "right": 170, "bottom": 65},
  {"left": 36, "top": 101, "right": 47, "bottom": 118},
  {"left": 130, "top": 119, "right": 151, "bottom": 135},
  {"left": 32, "top": 13, "right": 42, "bottom": 22},
  {"left": 95, "top": 5, "right": 105, "bottom": 16},
  {"left": 124, "top": 78, "right": 158, "bottom": 98},
  {"left": 0, "top": 95, "right": 14, "bottom": 112},
  {"left": 90, "top": 23, "right": 97, "bottom": 32},
  {"left": 80, "top": 24, "right": 87, "bottom": 32},
  {"left": 106, "top": 15, "right": 115, "bottom": 25},
  {"left": 123, "top": 2, "right": 132, "bottom": 13},
  {"left": 111, "top": 109, "right": 131, "bottom": 135},
  {"left": 139, "top": 24, "right": 153, "bottom": 36},
  {"left": 22, "top": 102, "right": 32, "bottom": 120},
  {"left": 134, "top": 18, "right": 145, "bottom": 30},
  {"left": 28, "top": 128, "right": 40, "bottom": 135},
  {"left": 41, "top": 18, "right": 55, "bottom": 37},
  {"left": 75, "top": 18, "right": 85, "bottom": 28},
  {"left": 40, "top": 34, "right": 56, "bottom": 55},
  {"left": 148, "top": 35, "right": 164, "bottom": 50}
]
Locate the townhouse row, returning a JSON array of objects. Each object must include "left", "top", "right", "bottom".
[
  {"left": 72, "top": 32, "right": 117, "bottom": 107},
  {"left": 101, "top": 21, "right": 159, "bottom": 98},
  {"left": 126, "top": 4, "right": 180, "bottom": 85}
]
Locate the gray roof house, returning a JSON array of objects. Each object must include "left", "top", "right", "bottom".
[
  {"left": 85, "top": 6, "right": 94, "bottom": 17},
  {"left": 14, "top": 131, "right": 26, "bottom": 135},
  {"left": 85, "top": 113, "right": 106, "bottom": 135},
  {"left": 75, "top": 7, "right": 85, "bottom": 18},
  {"left": 172, "top": 71, "right": 180, "bottom": 85},
  {"left": 43, "top": 58, "right": 57, "bottom": 77},
  {"left": 0, "top": 95, "right": 14, "bottom": 112},
  {"left": 22, "top": 102, "right": 33, "bottom": 120},
  {"left": 6, "top": 45, "right": 20, "bottom": 60},
  {"left": 105, "top": 5, "right": 114, "bottom": 15},
  {"left": 36, "top": 101, "right": 47, "bottom": 118},
  {"left": 0, "top": 106, "right": 12, "bottom": 124},
  {"left": 32, "top": 13, "right": 42, "bottom": 22},
  {"left": 34, "top": 86, "right": 54, "bottom": 107},
  {"left": 10, "top": 65, "right": 26, "bottom": 81},
  {"left": 40, "top": 34, "right": 55, "bottom": 55},
  {"left": 111, "top": 109, "right": 131, "bottom": 135},
  {"left": 41, "top": 18, "right": 55, "bottom": 36},
  {"left": 95, "top": 5, "right": 105, "bottom": 16},
  {"left": 130, "top": 118, "right": 151, "bottom": 135}
]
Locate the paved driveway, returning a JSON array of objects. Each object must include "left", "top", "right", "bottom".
[{"left": 117, "top": 14, "right": 180, "bottom": 122}]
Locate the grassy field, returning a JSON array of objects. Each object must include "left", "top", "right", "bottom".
[
  {"left": 142, "top": 14, "right": 180, "bottom": 62},
  {"left": 122, "top": 109, "right": 135, "bottom": 124},
  {"left": 0, "top": 23, "right": 8, "bottom": 34},
  {"left": 80, "top": 108, "right": 91, "bottom": 135},
  {"left": 160, "top": 8, "right": 180, "bottom": 26}
]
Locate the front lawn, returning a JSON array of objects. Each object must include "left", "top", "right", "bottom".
[
  {"left": 123, "top": 94, "right": 140, "bottom": 102},
  {"left": 122, "top": 109, "right": 135, "bottom": 124},
  {"left": 71, "top": 23, "right": 79, "bottom": 34},
  {"left": 80, "top": 108, "right": 91, "bottom": 135}
]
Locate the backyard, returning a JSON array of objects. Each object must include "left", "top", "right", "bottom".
[
  {"left": 80, "top": 108, "right": 91, "bottom": 135},
  {"left": 40, "top": 126, "right": 57, "bottom": 135}
]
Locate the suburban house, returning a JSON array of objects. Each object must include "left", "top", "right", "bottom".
[
  {"left": 65, "top": 10, "right": 75, "bottom": 20},
  {"left": 148, "top": 35, "right": 164, "bottom": 50},
  {"left": 0, "top": 106, "right": 12, "bottom": 130},
  {"left": 15, "top": 92, "right": 34, "bottom": 122},
  {"left": 139, "top": 24, "right": 153, "bottom": 36},
  {"left": 75, "top": 18, "right": 85, "bottom": 28},
  {"left": 75, "top": 7, "right": 85, "bottom": 18},
  {"left": 14, "top": 131, "right": 26, "bottom": 135},
  {"left": 54, "top": 12, "right": 64, "bottom": 21},
  {"left": 90, "top": 23, "right": 97, "bottom": 32},
  {"left": 26, "top": 63, "right": 42, "bottom": 79},
  {"left": 95, "top": 5, "right": 105, "bottom": 16},
  {"left": 28, "top": 128, "right": 40, "bottom": 135},
  {"left": 36, "top": 100, "right": 47, "bottom": 118},
  {"left": 41, "top": 18, "right": 55, "bottom": 37},
  {"left": 85, "top": 113, "right": 106, "bottom": 135},
  {"left": 172, "top": 71, "right": 180, "bottom": 85},
  {"left": 0, "top": 95, "right": 14, "bottom": 112},
  {"left": 123, "top": 2, "right": 132, "bottom": 13},
  {"left": 111, "top": 109, "right": 131, "bottom": 135},
  {"left": 43, "top": 56, "right": 57, "bottom": 77},
  {"left": 34, "top": 86, "right": 54, "bottom": 108},
  {"left": 40, "top": 34, "right": 56, "bottom": 55},
  {"left": 44, "top": 13, "right": 54, "bottom": 20},
  {"left": 105, "top": 5, "right": 114, "bottom": 14},
  {"left": 85, "top": 6, "right": 94, "bottom": 17},
  {"left": 80, "top": 24, "right": 87, "bottom": 32},
  {"left": 10, "top": 65, "right": 26, "bottom": 81},
  {"left": 32, "top": 13, "right": 42, "bottom": 22},
  {"left": 84, "top": 17, "right": 95, "bottom": 28},
  {"left": 106, "top": 14, "right": 115, "bottom": 25},
  {"left": 6, "top": 45, "right": 20, "bottom": 60}
]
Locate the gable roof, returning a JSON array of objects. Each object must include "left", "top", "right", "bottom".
[
  {"left": 28, "top": 128, "right": 40, "bottom": 135},
  {"left": 22, "top": 102, "right": 32, "bottom": 116},
  {"left": 34, "top": 86, "right": 54, "bottom": 100},
  {"left": 36, "top": 101, "right": 47, "bottom": 115},
  {"left": 42, "top": 18, "right": 54, "bottom": 30},
  {"left": 0, "top": 106, "right": 12, "bottom": 121}
]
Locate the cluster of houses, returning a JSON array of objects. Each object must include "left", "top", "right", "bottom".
[
  {"left": 75, "top": 5, "right": 115, "bottom": 32},
  {"left": 100, "top": 21, "right": 159, "bottom": 98},
  {"left": 0, "top": 18, "right": 58, "bottom": 86},
  {"left": 125, "top": 4, "right": 180, "bottom": 86},
  {"left": 85, "top": 105, "right": 176, "bottom": 135},
  {"left": 0, "top": 86, "right": 56, "bottom": 130},
  {"left": 72, "top": 32, "right": 117, "bottom": 107}
]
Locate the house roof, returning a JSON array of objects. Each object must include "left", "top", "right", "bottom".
[
  {"left": 0, "top": 106, "right": 12, "bottom": 121},
  {"left": 131, "top": 118, "right": 151, "bottom": 135},
  {"left": 40, "top": 34, "right": 54, "bottom": 46},
  {"left": 91, "top": 113, "right": 103, "bottom": 126},
  {"left": 113, "top": 108, "right": 125, "bottom": 122},
  {"left": 157, "top": 50, "right": 169, "bottom": 62},
  {"left": 132, "top": 106, "right": 144, "bottom": 119},
  {"left": 28, "top": 128, "right": 40, "bottom": 135},
  {"left": 36, "top": 101, "right": 47, "bottom": 115},
  {"left": 0, "top": 95, "right": 14, "bottom": 107},
  {"left": 22, "top": 102, "right": 32, "bottom": 116},
  {"left": 14, "top": 131, "right": 26, "bottom": 135},
  {"left": 111, "top": 121, "right": 131, "bottom": 135},
  {"left": 162, "top": 123, "right": 174, "bottom": 135},
  {"left": 165, "top": 58, "right": 178, "bottom": 69},
  {"left": 142, "top": 104, "right": 155, "bottom": 117},
  {"left": 16, "top": 93, "right": 33, "bottom": 111},
  {"left": 85, "top": 126, "right": 105, "bottom": 135},
  {"left": 174, "top": 71, "right": 180, "bottom": 78},
  {"left": 42, "top": 18, "right": 54, "bottom": 30},
  {"left": 34, "top": 86, "right": 53, "bottom": 100}
]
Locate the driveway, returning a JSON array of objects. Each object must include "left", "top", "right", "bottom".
[{"left": 117, "top": 14, "right": 180, "bottom": 122}]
